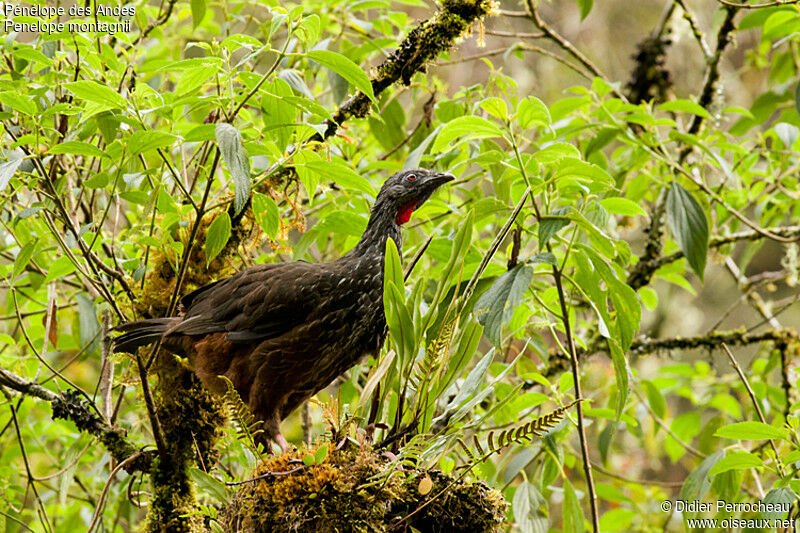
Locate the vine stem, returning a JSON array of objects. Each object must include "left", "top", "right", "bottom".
[
  {"left": 551, "top": 258, "right": 600, "bottom": 532},
  {"left": 507, "top": 125, "right": 600, "bottom": 531}
]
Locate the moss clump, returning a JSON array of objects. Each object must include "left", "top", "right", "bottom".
[
  {"left": 145, "top": 355, "right": 226, "bottom": 533},
  {"left": 223, "top": 442, "right": 507, "bottom": 532},
  {"left": 134, "top": 201, "right": 262, "bottom": 319}
]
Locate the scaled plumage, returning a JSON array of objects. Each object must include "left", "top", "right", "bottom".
[{"left": 113, "top": 169, "right": 453, "bottom": 451}]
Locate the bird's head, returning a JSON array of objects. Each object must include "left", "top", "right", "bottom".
[{"left": 376, "top": 168, "right": 455, "bottom": 225}]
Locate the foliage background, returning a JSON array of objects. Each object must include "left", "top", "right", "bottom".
[{"left": 1, "top": 0, "right": 800, "bottom": 531}]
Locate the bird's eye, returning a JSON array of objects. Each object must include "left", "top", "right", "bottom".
[{"left": 407, "top": 174, "right": 417, "bottom": 181}]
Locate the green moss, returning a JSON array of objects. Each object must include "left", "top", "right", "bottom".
[
  {"left": 222, "top": 443, "right": 507, "bottom": 532},
  {"left": 145, "top": 355, "right": 225, "bottom": 533}
]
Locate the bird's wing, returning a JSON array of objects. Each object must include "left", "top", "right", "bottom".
[{"left": 170, "top": 262, "right": 337, "bottom": 343}]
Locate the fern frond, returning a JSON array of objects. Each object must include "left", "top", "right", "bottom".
[
  {"left": 456, "top": 400, "right": 581, "bottom": 470},
  {"left": 220, "top": 376, "right": 263, "bottom": 456}
]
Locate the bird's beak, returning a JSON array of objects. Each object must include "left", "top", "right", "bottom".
[{"left": 421, "top": 172, "right": 455, "bottom": 192}]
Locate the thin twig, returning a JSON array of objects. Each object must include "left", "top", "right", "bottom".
[
  {"left": 716, "top": 0, "right": 799, "bottom": 7},
  {"left": 86, "top": 451, "right": 146, "bottom": 533},
  {"left": 720, "top": 343, "right": 786, "bottom": 477},
  {"left": 523, "top": 0, "right": 623, "bottom": 100}
]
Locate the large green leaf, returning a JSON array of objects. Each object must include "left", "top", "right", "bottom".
[
  {"left": 715, "top": 421, "right": 789, "bottom": 440},
  {"left": 0, "top": 157, "right": 24, "bottom": 191},
  {"left": 680, "top": 450, "right": 725, "bottom": 501},
  {"left": 707, "top": 451, "right": 763, "bottom": 476},
  {"left": 431, "top": 116, "right": 506, "bottom": 153},
  {"left": 474, "top": 264, "right": 533, "bottom": 346},
  {"left": 516, "top": 96, "right": 551, "bottom": 129},
  {"left": 205, "top": 212, "right": 231, "bottom": 266},
  {"left": 77, "top": 294, "right": 101, "bottom": 355},
  {"left": 128, "top": 131, "right": 177, "bottom": 156},
  {"left": 307, "top": 50, "right": 375, "bottom": 101},
  {"left": 252, "top": 192, "right": 279, "bottom": 240},
  {"left": 538, "top": 207, "right": 570, "bottom": 249},
  {"left": 48, "top": 141, "right": 107, "bottom": 159},
  {"left": 190, "top": 0, "right": 206, "bottom": 28},
  {"left": 64, "top": 81, "right": 127, "bottom": 109},
  {"left": 667, "top": 182, "right": 709, "bottom": 281},
  {"left": 215, "top": 123, "right": 251, "bottom": 216}
]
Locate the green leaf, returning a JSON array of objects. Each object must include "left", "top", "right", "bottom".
[
  {"left": 641, "top": 379, "right": 666, "bottom": 419},
  {"left": 302, "top": 454, "right": 315, "bottom": 466},
  {"left": 680, "top": 450, "right": 725, "bottom": 501},
  {"left": 475, "top": 264, "right": 534, "bottom": 345},
  {"left": 205, "top": 212, "right": 231, "bottom": 266},
  {"left": 215, "top": 124, "right": 251, "bottom": 216},
  {"left": 0, "top": 157, "right": 24, "bottom": 192},
  {"left": 48, "top": 141, "right": 107, "bottom": 159},
  {"left": 599, "top": 197, "right": 646, "bottom": 216},
  {"left": 303, "top": 160, "right": 376, "bottom": 195},
  {"left": 707, "top": 451, "right": 763, "bottom": 476},
  {"left": 64, "top": 81, "right": 127, "bottom": 109},
  {"left": 762, "top": 487, "right": 796, "bottom": 519},
  {"left": 576, "top": 0, "right": 593, "bottom": 20},
  {"left": 384, "top": 237, "right": 403, "bottom": 291},
  {"left": 383, "top": 238, "right": 414, "bottom": 363},
  {"left": 666, "top": 182, "right": 709, "bottom": 281},
  {"left": 314, "top": 444, "right": 329, "bottom": 464},
  {"left": 261, "top": 79, "right": 297, "bottom": 151},
  {"left": 479, "top": 97, "right": 508, "bottom": 120},
  {"left": 608, "top": 338, "right": 628, "bottom": 421},
  {"left": 517, "top": 96, "right": 551, "bottom": 129},
  {"left": 252, "top": 192, "right": 279, "bottom": 239},
  {"left": 279, "top": 69, "right": 313, "bottom": 98},
  {"left": 189, "top": 468, "right": 229, "bottom": 503},
  {"left": 307, "top": 50, "right": 375, "bottom": 101},
  {"left": 715, "top": 421, "right": 789, "bottom": 440},
  {"left": 385, "top": 282, "right": 415, "bottom": 365},
  {"left": 658, "top": 99, "right": 712, "bottom": 118},
  {"left": 176, "top": 66, "right": 217, "bottom": 96},
  {"left": 0, "top": 92, "right": 36, "bottom": 115},
  {"left": 13, "top": 241, "right": 36, "bottom": 279},
  {"left": 530, "top": 252, "right": 557, "bottom": 265},
  {"left": 599, "top": 509, "right": 635, "bottom": 532},
  {"left": 190, "top": 0, "right": 206, "bottom": 28},
  {"left": 562, "top": 480, "right": 583, "bottom": 533},
  {"left": 512, "top": 482, "right": 548, "bottom": 533},
  {"left": 538, "top": 209, "right": 570, "bottom": 249},
  {"left": 431, "top": 116, "right": 506, "bottom": 153},
  {"left": 128, "top": 130, "right": 177, "bottom": 156},
  {"left": 44, "top": 256, "right": 77, "bottom": 283},
  {"left": 77, "top": 294, "right": 101, "bottom": 354}
]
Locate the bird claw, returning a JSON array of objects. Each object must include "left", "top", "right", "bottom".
[{"left": 274, "top": 433, "right": 289, "bottom": 454}]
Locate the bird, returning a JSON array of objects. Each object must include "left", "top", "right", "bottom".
[{"left": 112, "top": 168, "right": 454, "bottom": 452}]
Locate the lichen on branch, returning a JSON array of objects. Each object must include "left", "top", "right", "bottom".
[{"left": 317, "top": 0, "right": 499, "bottom": 140}]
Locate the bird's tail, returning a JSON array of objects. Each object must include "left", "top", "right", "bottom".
[{"left": 112, "top": 318, "right": 178, "bottom": 354}]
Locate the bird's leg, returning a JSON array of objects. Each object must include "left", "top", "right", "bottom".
[{"left": 274, "top": 433, "right": 289, "bottom": 454}]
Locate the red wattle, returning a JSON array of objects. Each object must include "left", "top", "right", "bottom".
[{"left": 396, "top": 202, "right": 416, "bottom": 225}]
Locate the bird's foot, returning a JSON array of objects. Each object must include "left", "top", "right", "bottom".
[{"left": 274, "top": 433, "right": 289, "bottom": 454}]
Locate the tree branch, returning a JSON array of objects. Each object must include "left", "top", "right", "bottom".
[{"left": 0, "top": 369, "right": 153, "bottom": 473}]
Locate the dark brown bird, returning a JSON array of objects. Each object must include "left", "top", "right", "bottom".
[{"left": 113, "top": 169, "right": 453, "bottom": 452}]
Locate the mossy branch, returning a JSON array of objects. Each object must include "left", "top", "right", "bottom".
[
  {"left": 0, "top": 369, "right": 153, "bottom": 473},
  {"left": 314, "top": 0, "right": 498, "bottom": 141},
  {"left": 627, "top": 328, "right": 798, "bottom": 355},
  {"left": 627, "top": 225, "right": 800, "bottom": 289},
  {"left": 544, "top": 328, "right": 798, "bottom": 376}
]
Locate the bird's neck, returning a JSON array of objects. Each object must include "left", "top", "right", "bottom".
[{"left": 349, "top": 199, "right": 402, "bottom": 259}]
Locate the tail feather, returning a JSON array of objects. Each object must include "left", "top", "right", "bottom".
[{"left": 112, "top": 318, "right": 178, "bottom": 354}]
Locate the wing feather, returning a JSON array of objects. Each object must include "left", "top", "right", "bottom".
[{"left": 170, "top": 262, "right": 336, "bottom": 343}]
